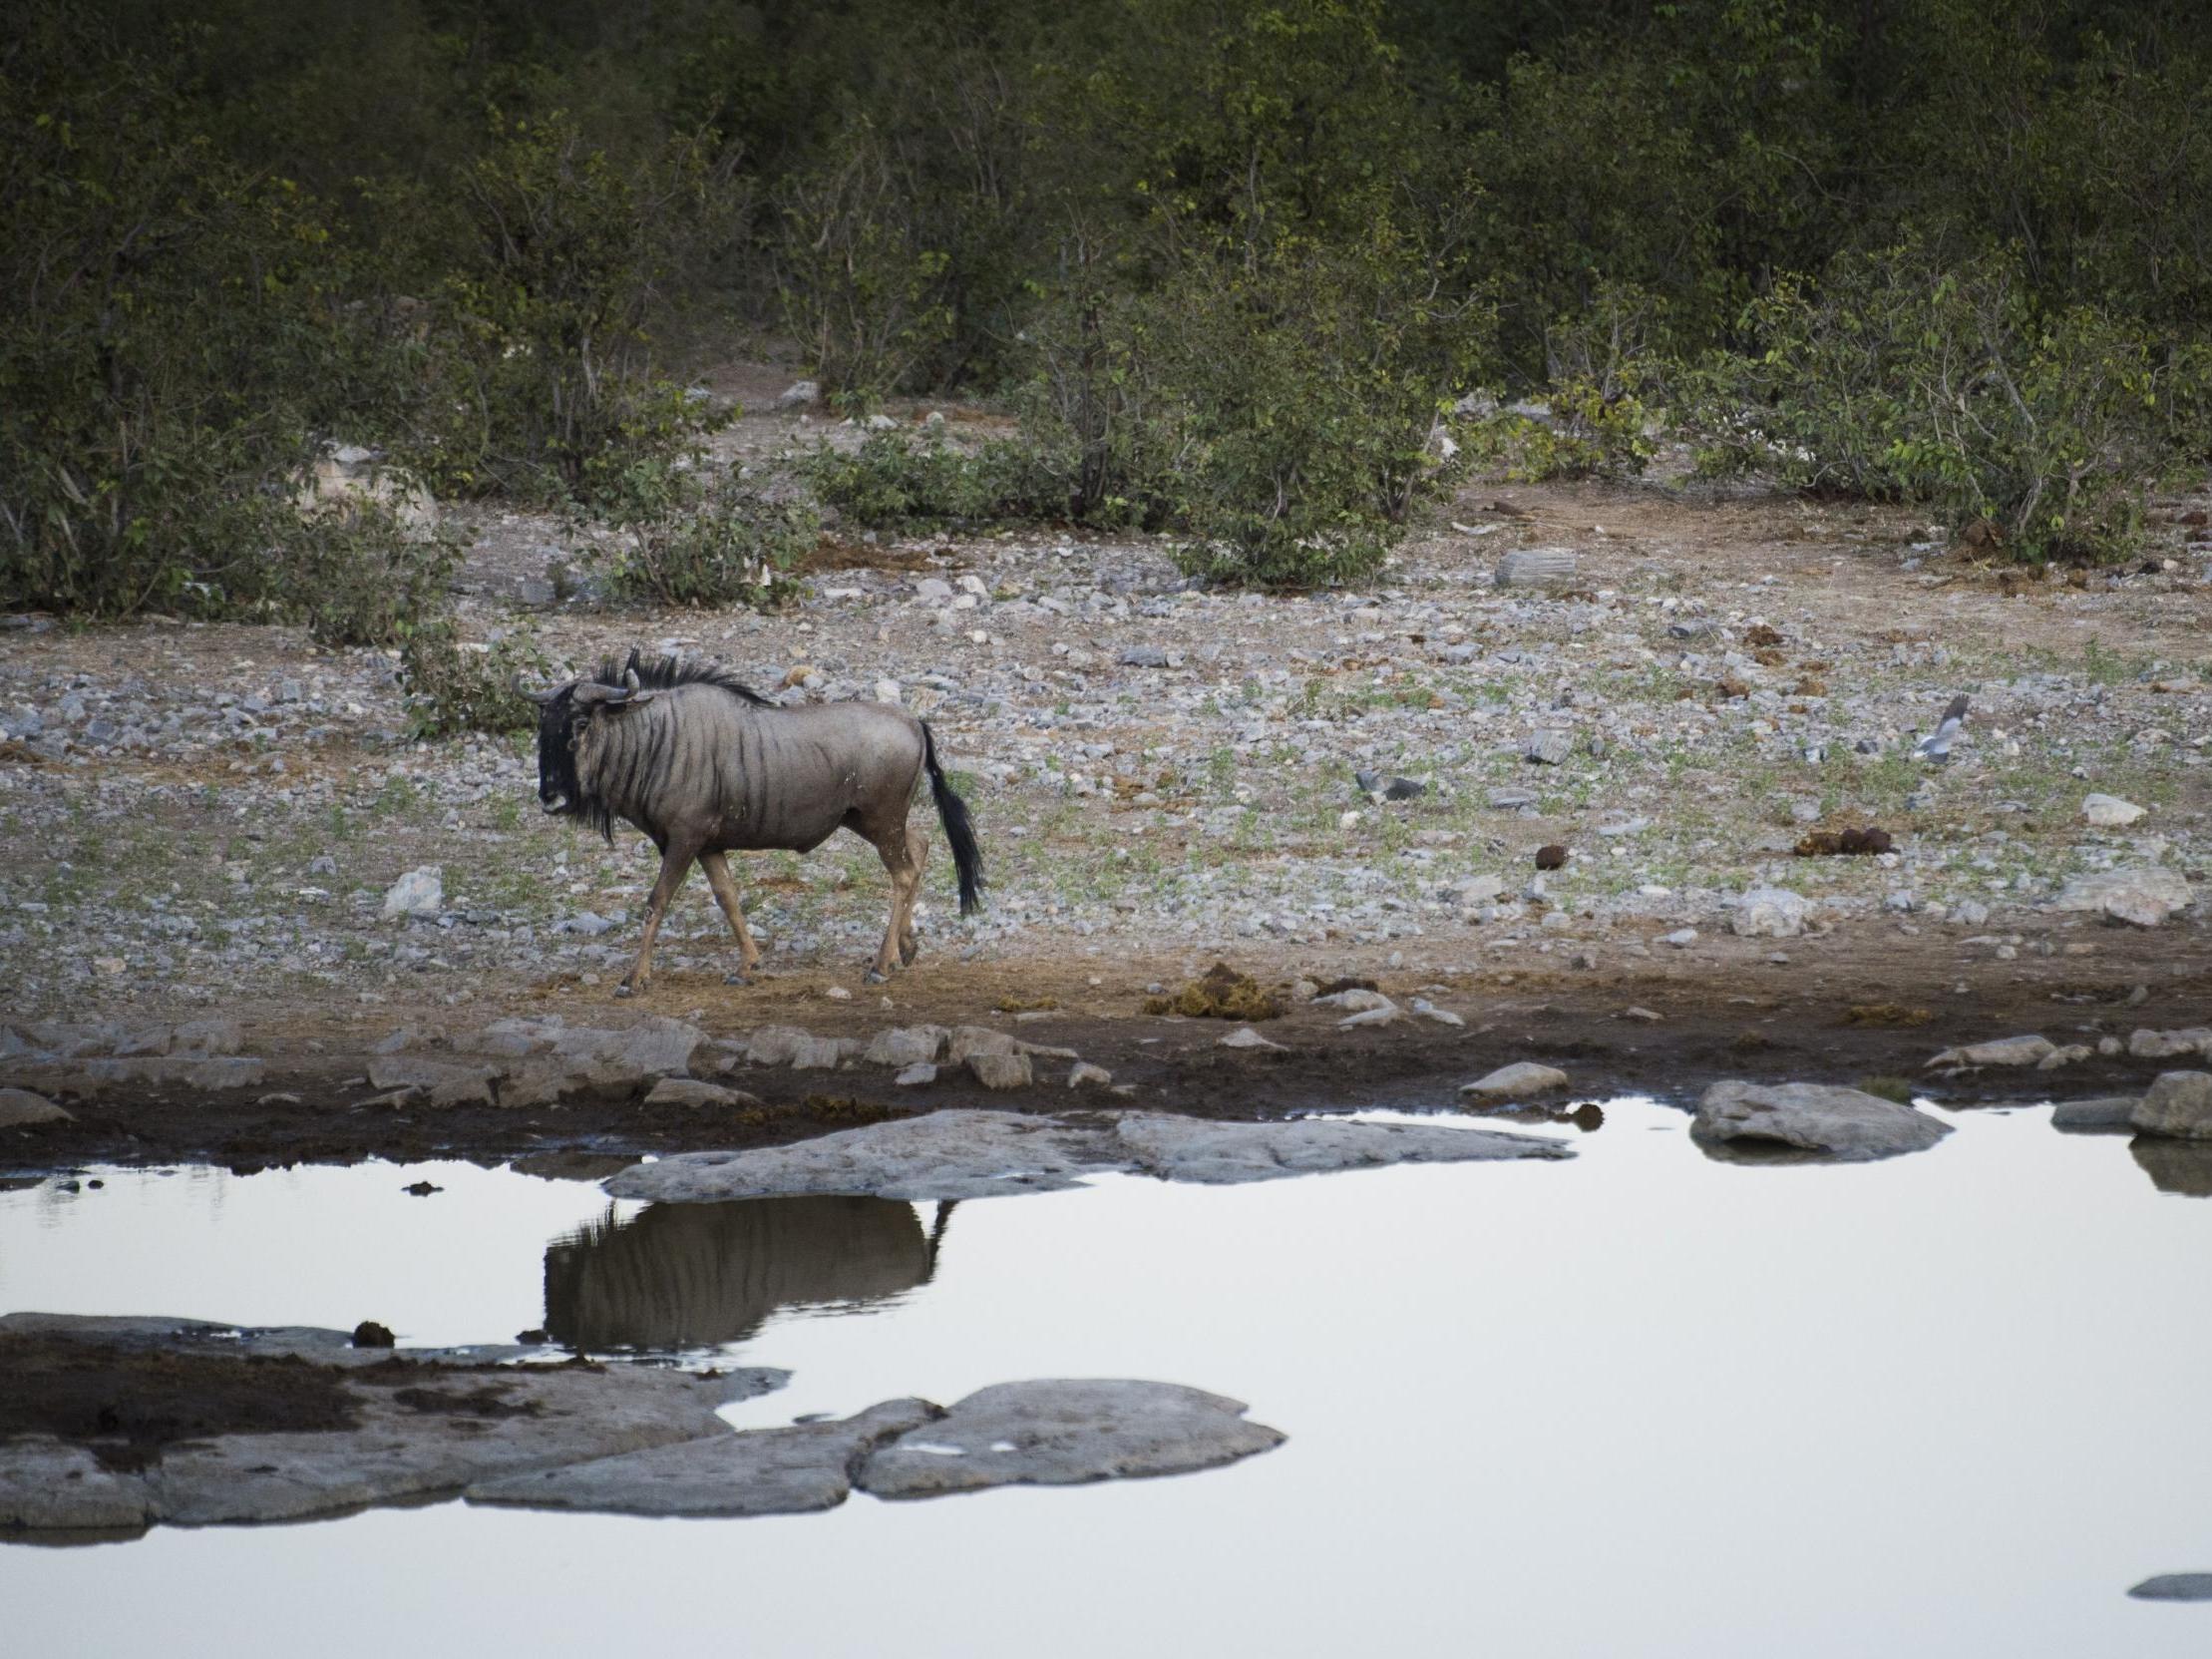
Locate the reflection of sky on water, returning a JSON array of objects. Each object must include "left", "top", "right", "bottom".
[{"left": 5, "top": 1098, "right": 2212, "bottom": 1658}]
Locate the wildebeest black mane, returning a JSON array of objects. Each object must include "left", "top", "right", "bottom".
[{"left": 595, "top": 648, "right": 775, "bottom": 706}]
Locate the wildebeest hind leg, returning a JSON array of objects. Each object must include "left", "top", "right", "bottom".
[
  {"left": 619, "top": 842, "right": 698, "bottom": 998},
  {"left": 866, "top": 825, "right": 922, "bottom": 983},
  {"left": 899, "top": 826, "right": 928, "bottom": 965},
  {"left": 699, "top": 851, "right": 765, "bottom": 983}
]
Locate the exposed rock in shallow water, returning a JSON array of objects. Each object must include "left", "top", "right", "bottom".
[
  {"left": 1692, "top": 1081, "right": 1953, "bottom": 1162},
  {"left": 1927, "top": 1035, "right": 2056, "bottom": 1070},
  {"left": 468, "top": 1399, "right": 939, "bottom": 1517},
  {"left": 2128, "top": 1574, "right": 2212, "bottom": 1601},
  {"left": 603, "top": 1107, "right": 1570, "bottom": 1203},
  {"left": 2129, "top": 1071, "right": 2212, "bottom": 1139},
  {"left": 1459, "top": 1062, "right": 1570, "bottom": 1102},
  {"left": 857, "top": 1381, "right": 1285, "bottom": 1499},
  {"left": 0, "top": 1315, "right": 786, "bottom": 1534},
  {"left": 2049, "top": 1096, "right": 2142, "bottom": 1132}
]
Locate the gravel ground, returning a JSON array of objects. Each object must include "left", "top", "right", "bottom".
[{"left": 2, "top": 377, "right": 2207, "bottom": 1159}]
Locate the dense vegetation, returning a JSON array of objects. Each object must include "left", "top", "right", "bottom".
[{"left": 5, "top": 0, "right": 2208, "bottom": 628}]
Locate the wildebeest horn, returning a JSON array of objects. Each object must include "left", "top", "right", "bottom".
[
  {"left": 571, "top": 680, "right": 622, "bottom": 706},
  {"left": 624, "top": 668, "right": 642, "bottom": 691},
  {"left": 514, "top": 672, "right": 563, "bottom": 705}
]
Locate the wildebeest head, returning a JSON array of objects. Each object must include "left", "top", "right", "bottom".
[{"left": 517, "top": 666, "right": 656, "bottom": 829}]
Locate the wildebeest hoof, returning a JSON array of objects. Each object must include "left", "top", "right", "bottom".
[
  {"left": 615, "top": 982, "right": 637, "bottom": 999},
  {"left": 723, "top": 971, "right": 751, "bottom": 987},
  {"left": 864, "top": 968, "right": 890, "bottom": 986}
]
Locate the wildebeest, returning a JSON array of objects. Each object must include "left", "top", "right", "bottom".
[{"left": 522, "top": 650, "right": 982, "bottom": 995}]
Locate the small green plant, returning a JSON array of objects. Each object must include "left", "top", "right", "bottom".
[
  {"left": 399, "top": 624, "right": 551, "bottom": 740},
  {"left": 803, "top": 433, "right": 1065, "bottom": 530},
  {"left": 287, "top": 506, "right": 463, "bottom": 647}
]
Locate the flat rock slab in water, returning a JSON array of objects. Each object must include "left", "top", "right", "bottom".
[
  {"left": 857, "top": 1381, "right": 1286, "bottom": 1499},
  {"left": 2128, "top": 1574, "right": 2212, "bottom": 1601},
  {"left": 1691, "top": 1081, "right": 1954, "bottom": 1162},
  {"left": 468, "top": 1399, "right": 940, "bottom": 1517},
  {"left": 0, "top": 1314, "right": 786, "bottom": 1535},
  {"left": 604, "top": 1107, "right": 1570, "bottom": 1202}
]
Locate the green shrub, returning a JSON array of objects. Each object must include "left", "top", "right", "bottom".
[
  {"left": 1685, "top": 245, "right": 2202, "bottom": 561},
  {"left": 285, "top": 505, "right": 463, "bottom": 647},
  {"left": 802, "top": 433, "right": 1066, "bottom": 530},
  {"left": 1461, "top": 382, "right": 1657, "bottom": 483},
  {"left": 399, "top": 623, "right": 551, "bottom": 740},
  {"left": 596, "top": 461, "right": 821, "bottom": 608}
]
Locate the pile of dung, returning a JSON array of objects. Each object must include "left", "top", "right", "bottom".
[
  {"left": 1143, "top": 962, "right": 1283, "bottom": 1022},
  {"left": 1794, "top": 825, "right": 1894, "bottom": 857}
]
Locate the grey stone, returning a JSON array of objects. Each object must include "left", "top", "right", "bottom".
[
  {"left": 1524, "top": 728, "right": 1573, "bottom": 766},
  {"left": 113, "top": 1024, "right": 173, "bottom": 1056},
  {"left": 1731, "top": 887, "right": 1809, "bottom": 939},
  {"left": 367, "top": 1058, "right": 500, "bottom": 1108},
  {"left": 0, "top": 1315, "right": 785, "bottom": 1534},
  {"left": 605, "top": 1106, "right": 1570, "bottom": 1203},
  {"left": 64, "top": 1057, "right": 267, "bottom": 1095},
  {"left": 775, "top": 380, "right": 819, "bottom": 409},
  {"left": 643, "top": 1078, "right": 765, "bottom": 1110},
  {"left": 2049, "top": 1096, "right": 2142, "bottom": 1131},
  {"left": 381, "top": 866, "right": 443, "bottom": 919},
  {"left": 2130, "top": 1071, "right": 2212, "bottom": 1139},
  {"left": 2128, "top": 1575, "right": 2212, "bottom": 1601},
  {"left": 864, "top": 1026, "right": 948, "bottom": 1067},
  {"left": 1927, "top": 1035, "right": 2057, "bottom": 1069},
  {"left": 468, "top": 1399, "right": 938, "bottom": 1517},
  {"left": 1693, "top": 1080, "right": 1954, "bottom": 1162},
  {"left": 895, "top": 1063, "right": 938, "bottom": 1087},
  {"left": 1217, "top": 1025, "right": 1288, "bottom": 1050},
  {"left": 550, "top": 1020, "right": 704, "bottom": 1083},
  {"left": 174, "top": 1018, "right": 242, "bottom": 1055},
  {"left": 1068, "top": 1062, "right": 1113, "bottom": 1089},
  {"left": 1495, "top": 549, "right": 1579, "bottom": 589},
  {"left": 1117, "top": 645, "right": 1171, "bottom": 668},
  {"left": 946, "top": 1025, "right": 1018, "bottom": 1062},
  {"left": 0, "top": 1087, "right": 72, "bottom": 1127},
  {"left": 2129, "top": 1028, "right": 2212, "bottom": 1061},
  {"left": 2081, "top": 793, "right": 2146, "bottom": 828},
  {"left": 1108, "top": 1113, "right": 1570, "bottom": 1184},
  {"left": 967, "top": 1051, "right": 1034, "bottom": 1090},
  {"left": 859, "top": 1381, "right": 1283, "bottom": 1499},
  {"left": 2049, "top": 866, "right": 2195, "bottom": 928},
  {"left": 1459, "top": 1062, "right": 1571, "bottom": 1102}
]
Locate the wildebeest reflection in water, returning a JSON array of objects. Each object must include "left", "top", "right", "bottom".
[{"left": 544, "top": 1196, "right": 951, "bottom": 1351}]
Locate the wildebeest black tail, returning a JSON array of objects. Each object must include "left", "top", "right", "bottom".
[{"left": 922, "top": 721, "right": 984, "bottom": 916}]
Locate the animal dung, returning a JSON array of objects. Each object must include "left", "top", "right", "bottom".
[
  {"left": 1534, "top": 844, "right": 1569, "bottom": 870},
  {"left": 1142, "top": 962, "right": 1284, "bottom": 1022},
  {"left": 1794, "top": 826, "right": 1894, "bottom": 858},
  {"left": 1524, "top": 729, "right": 1573, "bottom": 766},
  {"left": 1495, "top": 548, "right": 1578, "bottom": 588}
]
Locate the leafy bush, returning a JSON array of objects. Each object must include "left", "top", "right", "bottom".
[
  {"left": 1461, "top": 382, "right": 1657, "bottom": 483},
  {"left": 286, "top": 506, "right": 463, "bottom": 647},
  {"left": 1685, "top": 246, "right": 2203, "bottom": 561},
  {"left": 597, "top": 461, "right": 820, "bottom": 607},
  {"left": 398, "top": 623, "right": 551, "bottom": 740},
  {"left": 802, "top": 433, "right": 1066, "bottom": 530}
]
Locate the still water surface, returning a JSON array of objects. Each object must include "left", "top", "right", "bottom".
[{"left": 4, "top": 1098, "right": 2210, "bottom": 1657}]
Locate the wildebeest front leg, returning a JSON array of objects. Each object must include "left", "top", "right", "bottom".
[
  {"left": 699, "top": 851, "right": 765, "bottom": 983},
  {"left": 619, "top": 841, "right": 699, "bottom": 998}
]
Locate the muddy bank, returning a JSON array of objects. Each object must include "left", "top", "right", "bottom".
[{"left": 4, "top": 919, "right": 2205, "bottom": 1174}]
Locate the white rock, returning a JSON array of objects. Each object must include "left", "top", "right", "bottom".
[
  {"left": 1459, "top": 1061, "right": 1570, "bottom": 1101},
  {"left": 1731, "top": 887, "right": 1808, "bottom": 939},
  {"left": 2081, "top": 793, "right": 2146, "bottom": 828},
  {"left": 1693, "top": 1080, "right": 1952, "bottom": 1161},
  {"left": 1217, "top": 1026, "right": 1287, "bottom": 1051},
  {"left": 1927, "top": 1035, "right": 2058, "bottom": 1069},
  {"left": 1068, "top": 1062, "right": 1113, "bottom": 1089},
  {"left": 2050, "top": 866, "right": 2194, "bottom": 928},
  {"left": 381, "top": 866, "right": 443, "bottom": 919}
]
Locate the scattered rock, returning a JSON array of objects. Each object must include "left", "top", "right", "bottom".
[
  {"left": 1692, "top": 1080, "right": 1954, "bottom": 1162},
  {"left": 857, "top": 1381, "right": 1284, "bottom": 1499},
  {"left": 366, "top": 1057, "right": 500, "bottom": 1108},
  {"left": 1524, "top": 729, "right": 1573, "bottom": 766},
  {"left": 966, "top": 1051, "right": 1033, "bottom": 1090},
  {"left": 380, "top": 867, "right": 443, "bottom": 920},
  {"left": 2128, "top": 1028, "right": 2212, "bottom": 1061},
  {"left": 744, "top": 1027, "right": 856, "bottom": 1069},
  {"left": 0, "top": 1088, "right": 71, "bottom": 1128},
  {"left": 1459, "top": 1062, "right": 1571, "bottom": 1102},
  {"left": 2049, "top": 867, "right": 2195, "bottom": 928},
  {"left": 894, "top": 1063, "right": 937, "bottom": 1087},
  {"left": 2081, "top": 794, "right": 2147, "bottom": 828},
  {"left": 1068, "top": 1062, "right": 1113, "bottom": 1089},
  {"left": 1926, "top": 1035, "right": 2057, "bottom": 1070},
  {"left": 2049, "top": 1096, "right": 2141, "bottom": 1131},
  {"left": 643, "top": 1078, "right": 766, "bottom": 1110},
  {"left": 2129, "top": 1071, "right": 2212, "bottom": 1139},
  {"left": 1494, "top": 549, "right": 1579, "bottom": 589},
  {"left": 1218, "top": 1025, "right": 1288, "bottom": 1050},
  {"left": 1731, "top": 887, "right": 1809, "bottom": 939},
  {"left": 863, "top": 1027, "right": 948, "bottom": 1068},
  {"left": 775, "top": 380, "right": 819, "bottom": 409}
]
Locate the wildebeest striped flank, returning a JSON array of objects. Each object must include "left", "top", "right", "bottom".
[{"left": 523, "top": 650, "right": 984, "bottom": 994}]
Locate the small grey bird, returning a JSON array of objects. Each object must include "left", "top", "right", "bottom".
[{"left": 1916, "top": 694, "right": 1970, "bottom": 762}]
